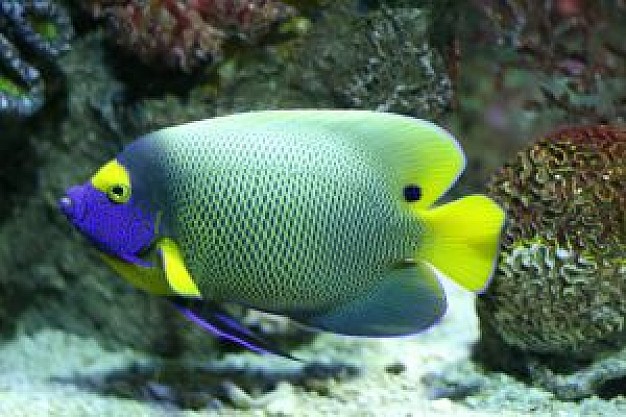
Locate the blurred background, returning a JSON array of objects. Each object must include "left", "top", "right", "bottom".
[{"left": 0, "top": 0, "right": 624, "bottom": 415}]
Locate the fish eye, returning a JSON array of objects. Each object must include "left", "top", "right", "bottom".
[
  {"left": 403, "top": 184, "right": 422, "bottom": 202},
  {"left": 107, "top": 184, "right": 131, "bottom": 204}
]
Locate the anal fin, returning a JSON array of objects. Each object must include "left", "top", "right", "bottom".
[{"left": 299, "top": 262, "right": 447, "bottom": 336}]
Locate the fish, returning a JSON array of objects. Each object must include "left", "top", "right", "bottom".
[{"left": 59, "top": 110, "right": 505, "bottom": 358}]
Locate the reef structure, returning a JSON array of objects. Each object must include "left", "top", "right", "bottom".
[
  {"left": 476, "top": 125, "right": 626, "bottom": 399},
  {"left": 293, "top": 4, "right": 453, "bottom": 118},
  {"left": 86, "top": 0, "right": 297, "bottom": 72},
  {"left": 0, "top": 0, "right": 73, "bottom": 120}
]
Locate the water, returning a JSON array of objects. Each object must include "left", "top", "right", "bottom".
[{"left": 0, "top": 1, "right": 625, "bottom": 415}]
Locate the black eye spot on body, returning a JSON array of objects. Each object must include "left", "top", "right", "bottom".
[{"left": 403, "top": 184, "right": 422, "bottom": 202}]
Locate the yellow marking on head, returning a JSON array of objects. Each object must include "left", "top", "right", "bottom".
[{"left": 91, "top": 159, "right": 131, "bottom": 193}]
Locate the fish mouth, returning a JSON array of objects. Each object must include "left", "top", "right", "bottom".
[
  {"left": 58, "top": 196, "right": 73, "bottom": 217},
  {"left": 58, "top": 186, "right": 87, "bottom": 222}
]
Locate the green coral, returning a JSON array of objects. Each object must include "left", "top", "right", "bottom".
[
  {"left": 0, "top": 0, "right": 72, "bottom": 120},
  {"left": 292, "top": 3, "right": 452, "bottom": 118},
  {"left": 478, "top": 125, "right": 626, "bottom": 359},
  {"left": 31, "top": 19, "right": 60, "bottom": 41},
  {"left": 0, "top": 76, "right": 23, "bottom": 96}
]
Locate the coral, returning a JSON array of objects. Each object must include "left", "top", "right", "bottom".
[
  {"left": 0, "top": 0, "right": 72, "bottom": 120},
  {"left": 476, "top": 125, "right": 626, "bottom": 397},
  {"left": 479, "top": 125, "right": 626, "bottom": 357},
  {"left": 464, "top": 0, "right": 626, "bottom": 124},
  {"left": 294, "top": 4, "right": 452, "bottom": 118},
  {"left": 87, "top": 0, "right": 297, "bottom": 72}
]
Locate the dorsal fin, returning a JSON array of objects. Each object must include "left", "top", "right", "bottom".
[{"left": 173, "top": 110, "right": 466, "bottom": 209}]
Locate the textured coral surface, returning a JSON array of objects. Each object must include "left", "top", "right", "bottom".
[
  {"left": 0, "top": 0, "right": 72, "bottom": 119},
  {"left": 478, "top": 125, "right": 626, "bottom": 358},
  {"left": 293, "top": 5, "right": 452, "bottom": 118},
  {"left": 86, "top": 0, "right": 296, "bottom": 71}
]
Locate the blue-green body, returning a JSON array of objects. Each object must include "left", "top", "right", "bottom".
[
  {"left": 63, "top": 110, "right": 507, "bottom": 343},
  {"left": 120, "top": 113, "right": 426, "bottom": 315}
]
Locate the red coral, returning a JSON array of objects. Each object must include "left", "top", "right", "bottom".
[
  {"left": 190, "top": 0, "right": 294, "bottom": 38},
  {"left": 86, "top": 0, "right": 296, "bottom": 72},
  {"left": 545, "top": 124, "right": 626, "bottom": 146}
]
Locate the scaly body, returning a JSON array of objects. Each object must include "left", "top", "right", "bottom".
[
  {"left": 120, "top": 121, "right": 424, "bottom": 312},
  {"left": 61, "top": 110, "right": 505, "bottom": 355}
]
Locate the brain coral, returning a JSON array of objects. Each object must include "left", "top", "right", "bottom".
[{"left": 477, "top": 125, "right": 626, "bottom": 359}]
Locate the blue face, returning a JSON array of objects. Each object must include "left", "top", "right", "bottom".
[{"left": 59, "top": 182, "right": 156, "bottom": 267}]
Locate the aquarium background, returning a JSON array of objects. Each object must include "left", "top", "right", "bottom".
[{"left": 0, "top": 0, "right": 624, "bottom": 415}]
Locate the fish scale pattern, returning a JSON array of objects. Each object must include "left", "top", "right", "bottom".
[{"left": 126, "top": 122, "right": 423, "bottom": 313}]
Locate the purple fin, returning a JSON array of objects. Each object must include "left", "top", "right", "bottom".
[{"left": 171, "top": 298, "right": 300, "bottom": 361}]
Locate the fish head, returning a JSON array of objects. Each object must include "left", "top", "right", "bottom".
[{"left": 59, "top": 159, "right": 156, "bottom": 265}]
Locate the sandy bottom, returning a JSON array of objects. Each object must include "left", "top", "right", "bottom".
[{"left": 1, "top": 280, "right": 625, "bottom": 417}]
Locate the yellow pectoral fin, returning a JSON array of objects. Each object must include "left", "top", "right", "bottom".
[
  {"left": 99, "top": 238, "right": 201, "bottom": 297},
  {"left": 156, "top": 238, "right": 201, "bottom": 297},
  {"left": 99, "top": 253, "right": 176, "bottom": 296}
]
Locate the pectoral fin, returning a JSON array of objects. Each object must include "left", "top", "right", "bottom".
[
  {"left": 156, "top": 238, "right": 201, "bottom": 297},
  {"left": 296, "top": 262, "right": 446, "bottom": 336},
  {"left": 99, "top": 237, "right": 201, "bottom": 297},
  {"left": 99, "top": 252, "right": 174, "bottom": 295}
]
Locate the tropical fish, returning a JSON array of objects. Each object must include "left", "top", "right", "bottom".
[{"left": 59, "top": 110, "right": 504, "bottom": 358}]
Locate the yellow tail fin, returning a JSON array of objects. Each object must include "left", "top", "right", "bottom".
[{"left": 415, "top": 195, "right": 505, "bottom": 292}]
